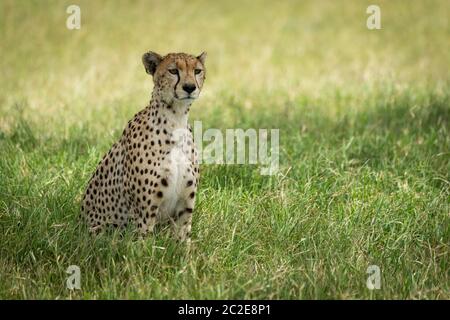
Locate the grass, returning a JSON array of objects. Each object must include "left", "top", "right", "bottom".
[{"left": 0, "top": 0, "right": 449, "bottom": 299}]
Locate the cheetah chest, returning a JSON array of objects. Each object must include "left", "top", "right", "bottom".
[{"left": 159, "top": 147, "right": 193, "bottom": 220}]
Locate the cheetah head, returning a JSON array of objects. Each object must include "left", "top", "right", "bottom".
[{"left": 142, "top": 51, "right": 207, "bottom": 105}]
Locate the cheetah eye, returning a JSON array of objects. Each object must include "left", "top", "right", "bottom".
[
  {"left": 168, "top": 69, "right": 178, "bottom": 75},
  {"left": 194, "top": 69, "right": 202, "bottom": 75}
]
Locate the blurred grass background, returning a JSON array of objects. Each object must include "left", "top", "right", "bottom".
[{"left": 0, "top": 0, "right": 449, "bottom": 299}]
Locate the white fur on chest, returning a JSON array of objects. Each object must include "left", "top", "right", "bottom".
[{"left": 159, "top": 146, "right": 191, "bottom": 220}]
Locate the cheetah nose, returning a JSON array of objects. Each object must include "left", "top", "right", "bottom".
[{"left": 182, "top": 83, "right": 196, "bottom": 94}]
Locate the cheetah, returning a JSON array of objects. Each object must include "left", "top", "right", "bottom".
[{"left": 81, "top": 51, "right": 206, "bottom": 242}]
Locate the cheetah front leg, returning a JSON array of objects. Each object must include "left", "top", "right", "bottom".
[
  {"left": 133, "top": 200, "right": 160, "bottom": 237},
  {"left": 173, "top": 209, "right": 193, "bottom": 243},
  {"left": 172, "top": 190, "right": 196, "bottom": 243}
]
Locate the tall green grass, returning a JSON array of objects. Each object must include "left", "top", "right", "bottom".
[{"left": 0, "top": 0, "right": 449, "bottom": 299}]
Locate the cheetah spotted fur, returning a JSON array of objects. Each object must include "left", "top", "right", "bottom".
[{"left": 81, "top": 51, "right": 207, "bottom": 242}]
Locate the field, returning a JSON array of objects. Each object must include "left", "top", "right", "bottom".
[{"left": 0, "top": 0, "right": 449, "bottom": 299}]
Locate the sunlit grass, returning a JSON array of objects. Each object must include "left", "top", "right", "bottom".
[{"left": 0, "top": 0, "right": 449, "bottom": 299}]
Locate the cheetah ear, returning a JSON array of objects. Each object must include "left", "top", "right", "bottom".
[
  {"left": 197, "top": 51, "right": 207, "bottom": 65},
  {"left": 142, "top": 51, "right": 163, "bottom": 76}
]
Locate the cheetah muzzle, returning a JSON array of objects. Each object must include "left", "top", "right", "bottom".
[{"left": 81, "top": 51, "right": 207, "bottom": 242}]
